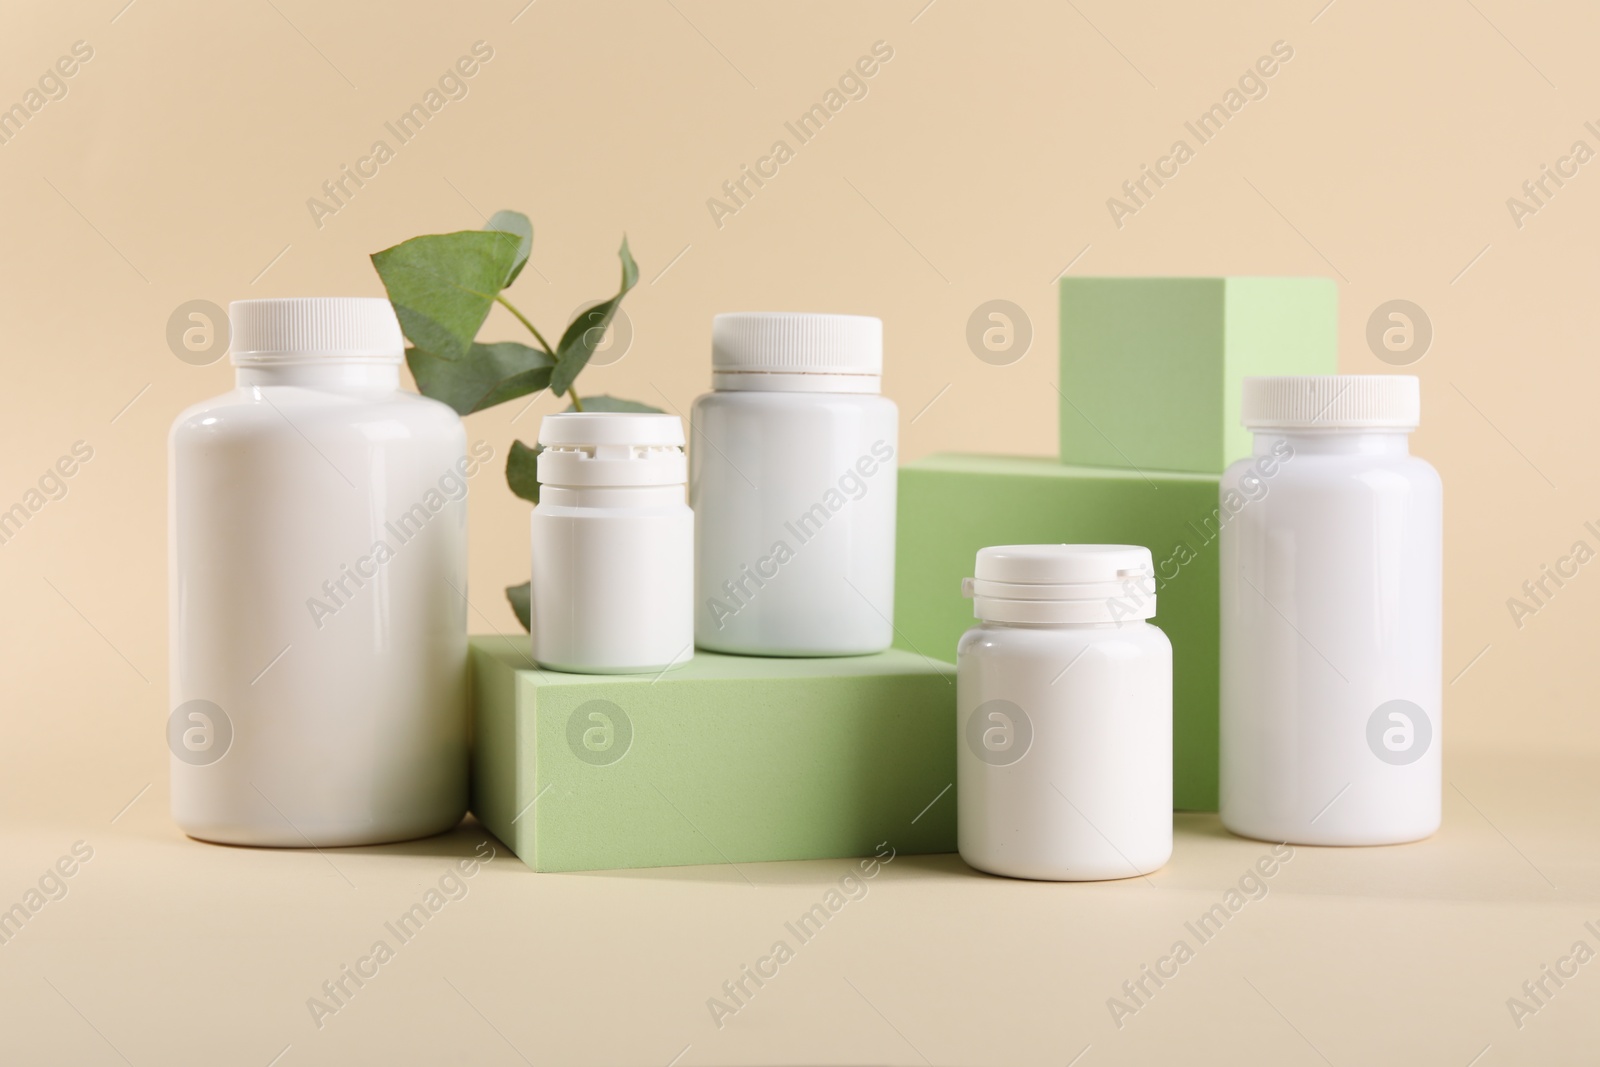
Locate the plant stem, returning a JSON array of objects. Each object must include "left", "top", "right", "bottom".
[
  {"left": 496, "top": 294, "right": 556, "bottom": 355},
  {"left": 496, "top": 293, "right": 584, "bottom": 410}
]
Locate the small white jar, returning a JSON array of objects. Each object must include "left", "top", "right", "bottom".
[
  {"left": 530, "top": 412, "right": 694, "bottom": 674},
  {"left": 1220, "top": 375, "right": 1442, "bottom": 846},
  {"left": 691, "top": 312, "right": 898, "bottom": 656},
  {"left": 169, "top": 298, "right": 469, "bottom": 847},
  {"left": 957, "top": 545, "right": 1173, "bottom": 881}
]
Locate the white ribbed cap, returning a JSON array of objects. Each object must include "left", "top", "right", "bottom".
[
  {"left": 712, "top": 312, "right": 882, "bottom": 392},
  {"left": 962, "top": 544, "right": 1157, "bottom": 624},
  {"left": 1242, "top": 375, "right": 1420, "bottom": 430},
  {"left": 229, "top": 298, "right": 404, "bottom": 365}
]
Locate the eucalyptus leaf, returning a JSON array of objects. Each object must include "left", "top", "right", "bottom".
[
  {"left": 549, "top": 237, "right": 638, "bottom": 397},
  {"left": 371, "top": 230, "right": 520, "bottom": 360},
  {"left": 407, "top": 341, "right": 554, "bottom": 415},
  {"left": 506, "top": 581, "right": 531, "bottom": 631},
  {"left": 485, "top": 210, "right": 533, "bottom": 286},
  {"left": 564, "top": 395, "right": 664, "bottom": 414},
  {"left": 506, "top": 439, "right": 541, "bottom": 503}
]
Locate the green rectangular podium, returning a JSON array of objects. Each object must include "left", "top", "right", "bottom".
[
  {"left": 894, "top": 454, "right": 1223, "bottom": 810},
  {"left": 470, "top": 639, "right": 957, "bottom": 872},
  {"left": 1059, "top": 276, "right": 1336, "bottom": 473}
]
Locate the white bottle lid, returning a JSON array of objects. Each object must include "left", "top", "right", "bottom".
[
  {"left": 229, "top": 297, "right": 404, "bottom": 365},
  {"left": 711, "top": 312, "right": 882, "bottom": 393},
  {"left": 1241, "top": 375, "right": 1420, "bottom": 430},
  {"left": 962, "top": 544, "right": 1156, "bottom": 624},
  {"left": 536, "top": 412, "right": 687, "bottom": 488}
]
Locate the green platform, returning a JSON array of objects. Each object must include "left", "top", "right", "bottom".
[
  {"left": 894, "top": 454, "right": 1223, "bottom": 810},
  {"left": 469, "top": 638, "right": 957, "bottom": 872},
  {"left": 1059, "top": 277, "right": 1336, "bottom": 474}
]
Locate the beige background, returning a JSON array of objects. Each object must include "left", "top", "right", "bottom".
[{"left": 1, "top": 1, "right": 1596, "bottom": 1063}]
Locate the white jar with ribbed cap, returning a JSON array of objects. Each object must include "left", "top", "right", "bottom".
[
  {"left": 531, "top": 412, "right": 694, "bottom": 673},
  {"left": 957, "top": 545, "right": 1173, "bottom": 881},
  {"left": 691, "top": 312, "right": 898, "bottom": 656},
  {"left": 1220, "top": 375, "right": 1442, "bottom": 846},
  {"left": 169, "top": 297, "right": 472, "bottom": 847}
]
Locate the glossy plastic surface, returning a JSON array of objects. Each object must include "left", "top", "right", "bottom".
[
  {"left": 957, "top": 619, "right": 1173, "bottom": 880},
  {"left": 169, "top": 363, "right": 469, "bottom": 846},
  {"left": 691, "top": 390, "right": 898, "bottom": 656},
  {"left": 1220, "top": 431, "right": 1443, "bottom": 845}
]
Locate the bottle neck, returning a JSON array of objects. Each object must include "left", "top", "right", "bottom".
[
  {"left": 1252, "top": 428, "right": 1412, "bottom": 457},
  {"left": 236, "top": 362, "right": 400, "bottom": 393},
  {"left": 712, "top": 370, "right": 881, "bottom": 394},
  {"left": 539, "top": 485, "right": 686, "bottom": 508}
]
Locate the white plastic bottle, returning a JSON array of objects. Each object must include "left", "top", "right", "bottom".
[
  {"left": 530, "top": 412, "right": 694, "bottom": 673},
  {"left": 169, "top": 298, "right": 470, "bottom": 847},
  {"left": 957, "top": 545, "right": 1173, "bottom": 881},
  {"left": 1220, "top": 375, "right": 1442, "bottom": 846},
  {"left": 691, "top": 313, "right": 898, "bottom": 656}
]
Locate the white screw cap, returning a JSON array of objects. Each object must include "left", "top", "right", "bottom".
[
  {"left": 1242, "top": 375, "right": 1420, "bottom": 430},
  {"left": 230, "top": 298, "right": 404, "bottom": 365},
  {"left": 712, "top": 312, "right": 882, "bottom": 391}
]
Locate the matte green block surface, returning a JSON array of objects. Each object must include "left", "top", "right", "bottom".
[
  {"left": 1059, "top": 276, "right": 1337, "bottom": 474},
  {"left": 894, "top": 454, "right": 1222, "bottom": 810},
  {"left": 469, "top": 639, "right": 956, "bottom": 872}
]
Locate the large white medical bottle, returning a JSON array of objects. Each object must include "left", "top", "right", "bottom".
[
  {"left": 1220, "top": 375, "right": 1442, "bottom": 846},
  {"left": 169, "top": 298, "right": 469, "bottom": 847},
  {"left": 691, "top": 313, "right": 898, "bottom": 656}
]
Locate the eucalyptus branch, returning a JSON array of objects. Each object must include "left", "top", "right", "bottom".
[
  {"left": 496, "top": 294, "right": 583, "bottom": 409},
  {"left": 495, "top": 294, "right": 555, "bottom": 356},
  {"left": 370, "top": 211, "right": 655, "bottom": 629}
]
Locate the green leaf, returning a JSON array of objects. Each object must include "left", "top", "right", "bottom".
[
  {"left": 506, "top": 439, "right": 541, "bottom": 503},
  {"left": 506, "top": 581, "right": 531, "bottom": 632},
  {"left": 371, "top": 230, "right": 520, "bottom": 360},
  {"left": 407, "top": 341, "right": 554, "bottom": 416},
  {"left": 550, "top": 237, "right": 639, "bottom": 397},
  {"left": 563, "top": 394, "right": 664, "bottom": 414},
  {"left": 485, "top": 210, "right": 533, "bottom": 286}
]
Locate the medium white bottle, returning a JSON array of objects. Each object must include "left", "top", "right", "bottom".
[
  {"left": 1220, "top": 375, "right": 1442, "bottom": 846},
  {"left": 530, "top": 412, "right": 694, "bottom": 674},
  {"left": 169, "top": 298, "right": 469, "bottom": 847},
  {"left": 957, "top": 545, "right": 1173, "bottom": 881},
  {"left": 691, "top": 313, "right": 898, "bottom": 656}
]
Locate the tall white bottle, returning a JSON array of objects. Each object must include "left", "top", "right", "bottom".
[
  {"left": 1220, "top": 375, "right": 1442, "bottom": 846},
  {"left": 169, "top": 298, "right": 470, "bottom": 847},
  {"left": 691, "top": 313, "right": 898, "bottom": 656}
]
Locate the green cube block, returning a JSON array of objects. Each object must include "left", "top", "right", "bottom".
[
  {"left": 1059, "top": 277, "right": 1336, "bottom": 474},
  {"left": 894, "top": 454, "right": 1222, "bottom": 810},
  {"left": 469, "top": 638, "right": 956, "bottom": 872}
]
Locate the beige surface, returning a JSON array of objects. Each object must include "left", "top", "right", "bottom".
[
  {"left": 0, "top": 0, "right": 1596, "bottom": 1062},
  {"left": 2, "top": 750, "right": 1594, "bottom": 1065}
]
